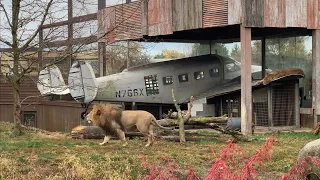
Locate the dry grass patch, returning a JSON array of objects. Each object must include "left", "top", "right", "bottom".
[{"left": 0, "top": 121, "right": 319, "bottom": 179}]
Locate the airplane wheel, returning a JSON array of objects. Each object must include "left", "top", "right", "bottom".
[{"left": 81, "top": 112, "right": 87, "bottom": 120}]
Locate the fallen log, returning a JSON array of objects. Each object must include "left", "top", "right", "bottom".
[
  {"left": 313, "top": 123, "right": 320, "bottom": 135},
  {"left": 156, "top": 115, "right": 228, "bottom": 127},
  {"left": 71, "top": 125, "right": 145, "bottom": 139},
  {"left": 207, "top": 123, "right": 251, "bottom": 142}
]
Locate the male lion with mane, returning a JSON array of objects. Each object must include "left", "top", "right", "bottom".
[{"left": 86, "top": 103, "right": 172, "bottom": 147}]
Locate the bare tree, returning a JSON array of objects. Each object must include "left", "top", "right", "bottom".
[
  {"left": 0, "top": 0, "right": 153, "bottom": 135},
  {"left": 0, "top": 0, "right": 99, "bottom": 135}
]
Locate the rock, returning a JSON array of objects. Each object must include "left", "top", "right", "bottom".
[{"left": 297, "top": 139, "right": 320, "bottom": 179}]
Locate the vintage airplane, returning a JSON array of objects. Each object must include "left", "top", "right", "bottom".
[{"left": 37, "top": 54, "right": 270, "bottom": 119}]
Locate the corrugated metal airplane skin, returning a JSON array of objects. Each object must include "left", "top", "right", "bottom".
[
  {"left": 38, "top": 54, "right": 265, "bottom": 105},
  {"left": 93, "top": 55, "right": 223, "bottom": 104}
]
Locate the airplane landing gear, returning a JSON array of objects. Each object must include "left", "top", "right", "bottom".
[{"left": 80, "top": 102, "right": 92, "bottom": 125}]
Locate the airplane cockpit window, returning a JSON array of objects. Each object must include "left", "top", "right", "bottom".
[
  {"left": 194, "top": 71, "right": 205, "bottom": 80},
  {"left": 225, "top": 61, "right": 241, "bottom": 72},
  {"left": 163, "top": 76, "right": 173, "bottom": 85},
  {"left": 144, "top": 74, "right": 160, "bottom": 96},
  {"left": 178, "top": 74, "right": 189, "bottom": 82},
  {"left": 209, "top": 68, "right": 219, "bottom": 77}
]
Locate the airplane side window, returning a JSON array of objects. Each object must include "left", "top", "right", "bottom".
[
  {"left": 178, "top": 74, "right": 188, "bottom": 82},
  {"left": 163, "top": 76, "right": 173, "bottom": 85},
  {"left": 194, "top": 71, "right": 204, "bottom": 80},
  {"left": 209, "top": 68, "right": 219, "bottom": 77},
  {"left": 144, "top": 74, "right": 159, "bottom": 96}
]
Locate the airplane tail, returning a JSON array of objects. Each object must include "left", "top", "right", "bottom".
[
  {"left": 37, "top": 61, "right": 99, "bottom": 103},
  {"left": 37, "top": 64, "right": 71, "bottom": 101},
  {"left": 68, "top": 61, "right": 98, "bottom": 103}
]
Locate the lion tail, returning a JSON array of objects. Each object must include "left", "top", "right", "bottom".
[{"left": 151, "top": 117, "right": 174, "bottom": 130}]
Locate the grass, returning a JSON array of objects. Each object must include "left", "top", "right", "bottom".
[{"left": 0, "top": 121, "right": 318, "bottom": 180}]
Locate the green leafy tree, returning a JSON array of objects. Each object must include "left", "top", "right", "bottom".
[{"left": 230, "top": 44, "right": 241, "bottom": 61}]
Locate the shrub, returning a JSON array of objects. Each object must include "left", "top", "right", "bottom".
[{"left": 137, "top": 136, "right": 276, "bottom": 180}]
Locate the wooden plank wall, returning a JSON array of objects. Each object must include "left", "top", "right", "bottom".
[
  {"left": 115, "top": 2, "right": 142, "bottom": 41},
  {"left": 242, "top": 0, "right": 264, "bottom": 27},
  {"left": 96, "top": 0, "right": 320, "bottom": 41},
  {"left": 147, "top": 0, "right": 173, "bottom": 36},
  {"left": 264, "top": 0, "right": 319, "bottom": 29},
  {"left": 228, "top": 0, "right": 242, "bottom": 25},
  {"left": 98, "top": 1, "right": 142, "bottom": 44},
  {"left": 203, "top": 0, "right": 228, "bottom": 28},
  {"left": 173, "top": 0, "right": 202, "bottom": 31},
  {"left": 307, "top": 0, "right": 320, "bottom": 29},
  {"left": 0, "top": 103, "right": 84, "bottom": 132},
  {"left": 0, "top": 77, "right": 40, "bottom": 104},
  {"left": 285, "top": 0, "right": 307, "bottom": 27},
  {"left": 264, "top": 0, "right": 286, "bottom": 27},
  {"left": 97, "top": 7, "right": 116, "bottom": 43},
  {"left": 40, "top": 103, "right": 84, "bottom": 132}
]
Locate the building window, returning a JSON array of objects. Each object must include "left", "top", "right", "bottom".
[
  {"left": 209, "top": 68, "right": 219, "bottom": 77},
  {"left": 194, "top": 71, "right": 205, "bottom": 80},
  {"left": 22, "top": 111, "right": 37, "bottom": 128},
  {"left": 178, "top": 74, "right": 188, "bottom": 82},
  {"left": 144, "top": 74, "right": 159, "bottom": 96},
  {"left": 163, "top": 76, "right": 173, "bottom": 85}
]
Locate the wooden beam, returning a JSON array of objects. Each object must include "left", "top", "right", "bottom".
[
  {"left": 45, "top": 36, "right": 97, "bottom": 47},
  {"left": 41, "top": 13, "right": 97, "bottom": 29},
  {"left": 98, "top": 0, "right": 106, "bottom": 77},
  {"left": 240, "top": 25, "right": 252, "bottom": 135},
  {"left": 312, "top": 30, "right": 320, "bottom": 127},
  {"left": 295, "top": 82, "right": 300, "bottom": 128}
]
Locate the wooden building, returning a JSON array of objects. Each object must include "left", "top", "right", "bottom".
[{"left": 1, "top": 0, "right": 320, "bottom": 134}]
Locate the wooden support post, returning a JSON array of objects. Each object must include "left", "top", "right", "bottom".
[
  {"left": 261, "top": 36, "right": 266, "bottom": 78},
  {"left": 66, "top": 0, "right": 73, "bottom": 78},
  {"left": 98, "top": 0, "right": 106, "bottom": 77},
  {"left": 312, "top": 30, "right": 320, "bottom": 127},
  {"left": 267, "top": 86, "right": 273, "bottom": 127},
  {"left": 240, "top": 26, "right": 252, "bottom": 135},
  {"left": 295, "top": 81, "right": 300, "bottom": 128}
]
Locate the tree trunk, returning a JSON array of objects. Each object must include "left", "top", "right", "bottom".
[
  {"left": 172, "top": 89, "right": 186, "bottom": 143},
  {"left": 12, "top": 81, "right": 23, "bottom": 136},
  {"left": 178, "top": 112, "right": 185, "bottom": 143}
]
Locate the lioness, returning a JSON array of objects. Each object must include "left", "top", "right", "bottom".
[
  {"left": 256, "top": 68, "right": 305, "bottom": 86},
  {"left": 86, "top": 103, "right": 172, "bottom": 147}
]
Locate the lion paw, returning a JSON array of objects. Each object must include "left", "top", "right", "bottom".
[
  {"left": 122, "top": 142, "right": 128, "bottom": 147},
  {"left": 99, "top": 142, "right": 106, "bottom": 146}
]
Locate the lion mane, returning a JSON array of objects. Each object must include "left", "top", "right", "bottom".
[{"left": 87, "top": 103, "right": 124, "bottom": 133}]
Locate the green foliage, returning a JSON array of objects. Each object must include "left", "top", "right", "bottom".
[
  {"left": 190, "top": 44, "right": 210, "bottom": 56},
  {"left": 215, "top": 43, "right": 229, "bottom": 57},
  {"left": 230, "top": 44, "right": 240, "bottom": 61},
  {"left": 16, "top": 156, "right": 28, "bottom": 164},
  {"left": 154, "top": 53, "right": 165, "bottom": 59},
  {"left": 37, "top": 153, "right": 55, "bottom": 163},
  {"left": 58, "top": 141, "right": 75, "bottom": 147},
  {"left": 89, "top": 154, "right": 104, "bottom": 161}
]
